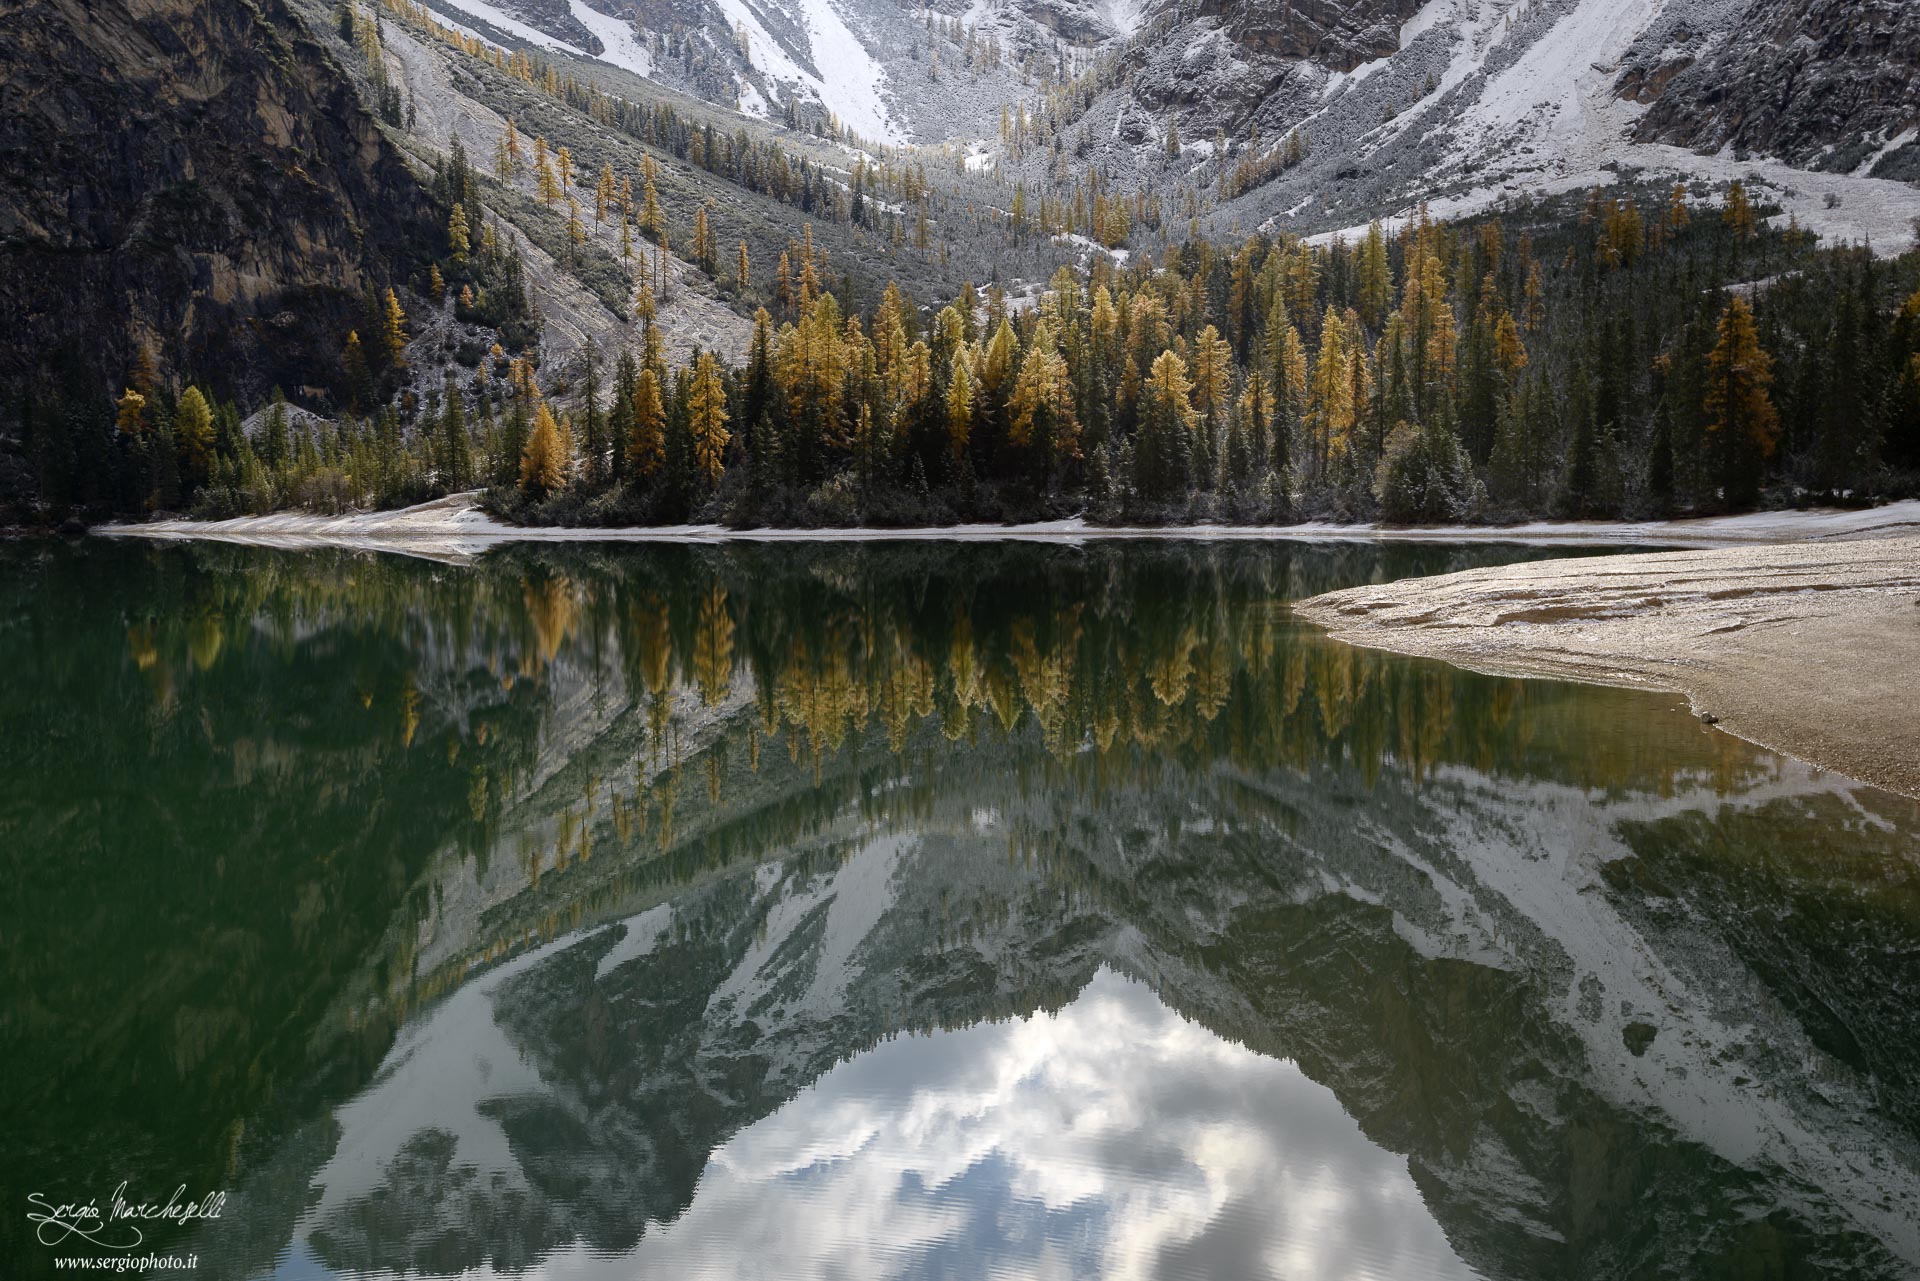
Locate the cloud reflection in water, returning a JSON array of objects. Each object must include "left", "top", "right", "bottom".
[{"left": 536, "top": 968, "right": 1479, "bottom": 1281}]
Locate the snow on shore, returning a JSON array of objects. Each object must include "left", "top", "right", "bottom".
[{"left": 95, "top": 493, "right": 1920, "bottom": 557}]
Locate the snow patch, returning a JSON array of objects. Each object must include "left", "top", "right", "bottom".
[
  {"left": 707, "top": 0, "right": 902, "bottom": 144},
  {"left": 794, "top": 0, "right": 901, "bottom": 144},
  {"left": 1400, "top": 0, "right": 1455, "bottom": 45},
  {"left": 708, "top": 834, "right": 909, "bottom": 1022},
  {"left": 1855, "top": 126, "right": 1918, "bottom": 179},
  {"left": 595, "top": 903, "right": 673, "bottom": 979},
  {"left": 1104, "top": 0, "right": 1147, "bottom": 39},
  {"left": 1452, "top": 0, "right": 1654, "bottom": 155},
  {"left": 566, "top": 0, "right": 652, "bottom": 77},
  {"left": 433, "top": 0, "right": 587, "bottom": 54}
]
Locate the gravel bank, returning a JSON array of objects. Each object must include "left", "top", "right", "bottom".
[{"left": 1295, "top": 535, "right": 1920, "bottom": 800}]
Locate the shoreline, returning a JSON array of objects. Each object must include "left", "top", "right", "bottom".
[
  {"left": 91, "top": 493, "right": 1920, "bottom": 557},
  {"left": 1294, "top": 534, "right": 1920, "bottom": 801},
  {"left": 88, "top": 494, "right": 1920, "bottom": 797}
]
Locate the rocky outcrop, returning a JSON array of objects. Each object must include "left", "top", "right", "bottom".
[
  {"left": 0, "top": 0, "right": 439, "bottom": 403},
  {"left": 1623, "top": 0, "right": 1920, "bottom": 174},
  {"left": 1189, "top": 0, "right": 1421, "bottom": 70}
]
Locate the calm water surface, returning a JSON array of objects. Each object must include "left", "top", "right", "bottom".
[{"left": 3, "top": 539, "right": 1918, "bottom": 1280}]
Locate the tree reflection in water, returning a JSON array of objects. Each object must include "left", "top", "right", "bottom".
[{"left": 2, "top": 539, "right": 1917, "bottom": 1280}]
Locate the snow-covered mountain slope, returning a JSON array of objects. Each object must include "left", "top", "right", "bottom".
[
  {"left": 423, "top": 0, "right": 1037, "bottom": 145},
  {"left": 705, "top": 0, "right": 903, "bottom": 141},
  {"left": 415, "top": 0, "right": 1919, "bottom": 247},
  {"left": 1317, "top": 0, "right": 1920, "bottom": 247},
  {"left": 1038, "top": 0, "right": 1920, "bottom": 251}
]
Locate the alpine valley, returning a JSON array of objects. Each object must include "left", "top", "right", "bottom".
[{"left": 7, "top": 7, "right": 1920, "bottom": 1280}]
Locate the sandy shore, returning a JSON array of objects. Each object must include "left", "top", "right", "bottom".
[{"left": 1295, "top": 535, "right": 1920, "bottom": 800}]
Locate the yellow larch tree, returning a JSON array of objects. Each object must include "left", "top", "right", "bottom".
[
  {"left": 520, "top": 401, "right": 566, "bottom": 495},
  {"left": 688, "top": 351, "right": 731, "bottom": 485},
  {"left": 627, "top": 367, "right": 666, "bottom": 478}
]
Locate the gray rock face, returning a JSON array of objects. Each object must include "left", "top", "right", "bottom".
[
  {"left": 1622, "top": 0, "right": 1920, "bottom": 175},
  {"left": 999, "top": 0, "right": 1920, "bottom": 251},
  {"left": 957, "top": 0, "right": 1422, "bottom": 69},
  {"left": 1094, "top": 0, "right": 1920, "bottom": 174},
  {"left": 1186, "top": 0, "right": 1422, "bottom": 71},
  {"left": 0, "top": 0, "right": 439, "bottom": 401}
]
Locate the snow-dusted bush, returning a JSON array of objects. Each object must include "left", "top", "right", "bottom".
[{"left": 1374, "top": 421, "right": 1484, "bottom": 524}]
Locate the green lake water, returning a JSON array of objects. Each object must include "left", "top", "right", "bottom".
[{"left": 3, "top": 538, "right": 1917, "bottom": 1280}]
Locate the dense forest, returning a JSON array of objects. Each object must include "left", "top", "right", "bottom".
[{"left": 19, "top": 178, "right": 1918, "bottom": 531}]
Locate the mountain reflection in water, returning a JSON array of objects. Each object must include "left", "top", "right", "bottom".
[{"left": 2, "top": 539, "right": 1917, "bottom": 1281}]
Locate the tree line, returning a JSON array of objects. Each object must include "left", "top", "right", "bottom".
[
  {"left": 494, "top": 181, "right": 1920, "bottom": 527},
  {"left": 12, "top": 180, "right": 1919, "bottom": 528}
]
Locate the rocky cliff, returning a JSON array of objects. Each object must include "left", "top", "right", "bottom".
[
  {"left": 0, "top": 0, "right": 438, "bottom": 402},
  {"left": 1623, "top": 0, "right": 1920, "bottom": 176},
  {"left": 1189, "top": 0, "right": 1422, "bottom": 70}
]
